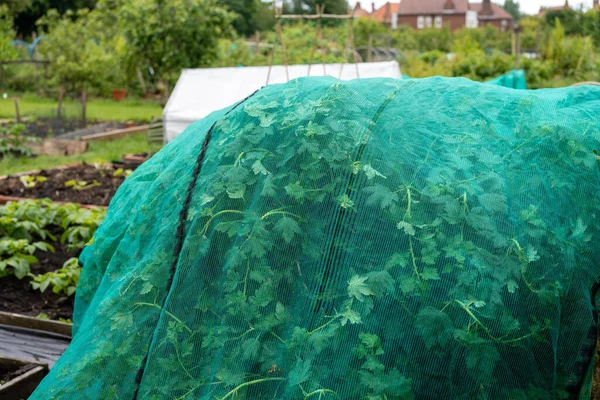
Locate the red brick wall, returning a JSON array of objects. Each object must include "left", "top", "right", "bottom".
[
  {"left": 396, "top": 14, "right": 467, "bottom": 31},
  {"left": 396, "top": 14, "right": 512, "bottom": 32}
]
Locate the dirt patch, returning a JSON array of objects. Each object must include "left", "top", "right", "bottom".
[
  {"left": 0, "top": 363, "right": 36, "bottom": 385},
  {"left": 0, "top": 227, "right": 77, "bottom": 320},
  {"left": 0, "top": 163, "right": 135, "bottom": 206}
]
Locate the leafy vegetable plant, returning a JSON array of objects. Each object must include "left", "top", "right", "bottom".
[
  {"left": 30, "top": 257, "right": 80, "bottom": 296},
  {"left": 31, "top": 79, "right": 600, "bottom": 400}
]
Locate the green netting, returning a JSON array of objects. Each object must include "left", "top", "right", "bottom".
[
  {"left": 31, "top": 76, "right": 600, "bottom": 400},
  {"left": 403, "top": 70, "right": 527, "bottom": 90},
  {"left": 486, "top": 69, "right": 528, "bottom": 90}
]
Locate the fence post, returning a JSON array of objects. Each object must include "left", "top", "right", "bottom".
[
  {"left": 57, "top": 85, "right": 65, "bottom": 119},
  {"left": 367, "top": 35, "right": 373, "bottom": 62},
  {"left": 514, "top": 24, "right": 522, "bottom": 70},
  {"left": 13, "top": 98, "right": 20, "bottom": 123},
  {"left": 81, "top": 88, "right": 87, "bottom": 125}
]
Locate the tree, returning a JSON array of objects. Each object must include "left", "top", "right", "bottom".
[
  {"left": 286, "top": 0, "right": 348, "bottom": 16},
  {"left": 119, "top": 0, "right": 235, "bottom": 95},
  {"left": 37, "top": 9, "right": 116, "bottom": 121},
  {"left": 0, "top": 5, "right": 18, "bottom": 61},
  {"left": 13, "top": 0, "right": 98, "bottom": 36},
  {"left": 503, "top": 0, "right": 521, "bottom": 21},
  {"left": 217, "top": 0, "right": 261, "bottom": 37},
  {"left": 544, "top": 8, "right": 583, "bottom": 36}
]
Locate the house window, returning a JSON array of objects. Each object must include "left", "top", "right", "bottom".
[
  {"left": 501, "top": 19, "right": 508, "bottom": 31},
  {"left": 425, "top": 16, "right": 433, "bottom": 28},
  {"left": 435, "top": 16, "right": 443, "bottom": 28},
  {"left": 466, "top": 10, "right": 478, "bottom": 28},
  {"left": 417, "top": 15, "right": 424, "bottom": 29},
  {"left": 391, "top": 13, "right": 398, "bottom": 29}
]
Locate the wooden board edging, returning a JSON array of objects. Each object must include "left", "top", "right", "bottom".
[
  {"left": 0, "top": 312, "right": 72, "bottom": 338},
  {"left": 81, "top": 125, "right": 149, "bottom": 141}
]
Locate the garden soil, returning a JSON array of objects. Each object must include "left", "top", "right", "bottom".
[
  {"left": 0, "top": 228, "right": 76, "bottom": 319},
  {"left": 0, "top": 163, "right": 135, "bottom": 206}
]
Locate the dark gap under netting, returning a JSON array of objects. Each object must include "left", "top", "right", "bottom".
[{"left": 31, "top": 76, "right": 600, "bottom": 399}]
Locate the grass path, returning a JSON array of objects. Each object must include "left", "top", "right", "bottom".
[{"left": 0, "top": 94, "right": 163, "bottom": 122}]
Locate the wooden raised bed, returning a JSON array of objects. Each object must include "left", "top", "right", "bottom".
[
  {"left": 0, "top": 356, "right": 47, "bottom": 400},
  {"left": 0, "top": 312, "right": 71, "bottom": 338}
]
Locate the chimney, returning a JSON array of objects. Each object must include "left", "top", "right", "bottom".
[
  {"left": 443, "top": 0, "right": 455, "bottom": 11},
  {"left": 371, "top": 2, "right": 375, "bottom": 12},
  {"left": 481, "top": 0, "right": 493, "bottom": 16},
  {"left": 355, "top": 1, "right": 361, "bottom": 10}
]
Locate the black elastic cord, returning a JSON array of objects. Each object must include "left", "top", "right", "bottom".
[{"left": 132, "top": 90, "right": 260, "bottom": 399}]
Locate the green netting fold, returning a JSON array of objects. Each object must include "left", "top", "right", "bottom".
[
  {"left": 31, "top": 76, "right": 600, "bottom": 400},
  {"left": 486, "top": 69, "right": 527, "bottom": 90}
]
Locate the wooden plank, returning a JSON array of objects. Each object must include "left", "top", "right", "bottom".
[
  {"left": 0, "top": 365, "right": 47, "bottom": 400},
  {"left": 81, "top": 124, "right": 149, "bottom": 142},
  {"left": 0, "top": 312, "right": 71, "bottom": 338},
  {"left": 0, "top": 325, "right": 70, "bottom": 369}
]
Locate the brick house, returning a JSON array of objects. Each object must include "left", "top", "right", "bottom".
[
  {"left": 395, "top": 0, "right": 513, "bottom": 32},
  {"left": 352, "top": 2, "right": 373, "bottom": 18},
  {"left": 372, "top": 2, "right": 400, "bottom": 26}
]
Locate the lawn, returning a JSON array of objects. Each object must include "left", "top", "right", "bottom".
[
  {"left": 0, "top": 93, "right": 163, "bottom": 122},
  {"left": 0, "top": 134, "right": 150, "bottom": 175}
]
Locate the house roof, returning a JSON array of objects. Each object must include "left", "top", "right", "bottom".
[
  {"left": 470, "top": 2, "right": 513, "bottom": 20},
  {"left": 372, "top": 2, "right": 399, "bottom": 22},
  {"left": 352, "top": 2, "right": 372, "bottom": 17},
  {"left": 396, "top": 0, "right": 470, "bottom": 15}
]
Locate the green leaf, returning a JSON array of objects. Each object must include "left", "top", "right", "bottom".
[
  {"left": 348, "top": 275, "right": 374, "bottom": 302},
  {"left": 363, "top": 185, "right": 398, "bottom": 209},
  {"left": 285, "top": 181, "right": 307, "bottom": 202},
  {"left": 400, "top": 277, "right": 416, "bottom": 294},
  {"left": 251, "top": 159, "right": 269, "bottom": 175},
  {"left": 359, "top": 332, "right": 382, "bottom": 350},
  {"left": 397, "top": 221, "right": 415, "bottom": 236},
  {"left": 365, "top": 271, "right": 395, "bottom": 296},
  {"left": 250, "top": 284, "right": 272, "bottom": 308},
  {"left": 525, "top": 246, "right": 540, "bottom": 263},
  {"left": 275, "top": 302, "right": 286, "bottom": 321},
  {"left": 363, "top": 164, "right": 387, "bottom": 180},
  {"left": 274, "top": 217, "right": 301, "bottom": 244},
  {"left": 507, "top": 280, "right": 518, "bottom": 293},
  {"left": 241, "top": 337, "right": 261, "bottom": 361},
  {"left": 421, "top": 267, "right": 441, "bottom": 281},
  {"left": 110, "top": 312, "right": 133, "bottom": 331},
  {"left": 215, "top": 220, "right": 243, "bottom": 237},
  {"left": 288, "top": 358, "right": 311, "bottom": 386},
  {"left": 261, "top": 175, "right": 277, "bottom": 197},
  {"left": 478, "top": 193, "right": 506, "bottom": 213},
  {"left": 466, "top": 343, "right": 500, "bottom": 380},
  {"left": 415, "top": 307, "right": 454, "bottom": 349},
  {"left": 340, "top": 308, "right": 362, "bottom": 326},
  {"left": 385, "top": 253, "right": 409, "bottom": 269},
  {"left": 362, "top": 355, "right": 385, "bottom": 372}
]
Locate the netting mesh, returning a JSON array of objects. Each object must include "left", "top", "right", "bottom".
[{"left": 31, "top": 77, "right": 600, "bottom": 399}]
